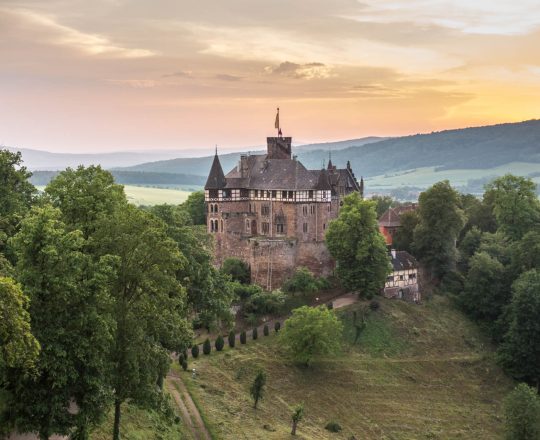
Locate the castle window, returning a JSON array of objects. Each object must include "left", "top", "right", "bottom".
[
  {"left": 266, "top": 190, "right": 271, "bottom": 198},
  {"left": 209, "top": 189, "right": 218, "bottom": 199},
  {"left": 323, "top": 223, "right": 326, "bottom": 230},
  {"left": 386, "top": 275, "right": 394, "bottom": 282},
  {"left": 288, "top": 191, "right": 293, "bottom": 199},
  {"left": 309, "top": 190, "right": 314, "bottom": 198},
  {"left": 409, "top": 273, "right": 417, "bottom": 280},
  {"left": 262, "top": 222, "right": 270, "bottom": 234},
  {"left": 246, "top": 219, "right": 250, "bottom": 232},
  {"left": 254, "top": 190, "right": 259, "bottom": 198},
  {"left": 209, "top": 204, "right": 213, "bottom": 213},
  {"left": 222, "top": 189, "right": 231, "bottom": 198},
  {"left": 282, "top": 190, "right": 287, "bottom": 199},
  {"left": 302, "top": 205, "right": 308, "bottom": 216},
  {"left": 214, "top": 204, "right": 218, "bottom": 213},
  {"left": 276, "top": 223, "right": 285, "bottom": 234},
  {"left": 302, "top": 223, "right": 308, "bottom": 233},
  {"left": 310, "top": 205, "right": 315, "bottom": 215},
  {"left": 240, "top": 188, "right": 249, "bottom": 198},
  {"left": 262, "top": 205, "right": 270, "bottom": 216},
  {"left": 272, "top": 190, "right": 277, "bottom": 198}
]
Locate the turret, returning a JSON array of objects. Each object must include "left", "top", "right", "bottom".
[{"left": 205, "top": 151, "right": 226, "bottom": 189}]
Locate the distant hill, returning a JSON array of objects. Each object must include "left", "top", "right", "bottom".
[
  {"left": 292, "top": 136, "right": 389, "bottom": 152},
  {"left": 118, "top": 120, "right": 540, "bottom": 178}
]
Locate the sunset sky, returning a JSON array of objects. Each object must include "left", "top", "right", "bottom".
[{"left": 1, "top": 0, "right": 539, "bottom": 153}]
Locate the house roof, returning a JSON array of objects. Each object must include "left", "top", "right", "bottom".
[
  {"left": 391, "top": 251, "right": 418, "bottom": 271},
  {"left": 379, "top": 204, "right": 417, "bottom": 227}
]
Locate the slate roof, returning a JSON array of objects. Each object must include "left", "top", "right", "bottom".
[
  {"left": 222, "top": 153, "right": 355, "bottom": 191},
  {"left": 205, "top": 153, "right": 226, "bottom": 189},
  {"left": 391, "top": 251, "right": 418, "bottom": 271}
]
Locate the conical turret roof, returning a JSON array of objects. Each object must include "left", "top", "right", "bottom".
[{"left": 205, "top": 152, "right": 226, "bottom": 189}]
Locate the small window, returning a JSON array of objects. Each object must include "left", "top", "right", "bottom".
[
  {"left": 272, "top": 190, "right": 277, "bottom": 198},
  {"left": 209, "top": 189, "right": 218, "bottom": 198},
  {"left": 323, "top": 223, "right": 326, "bottom": 230},
  {"left": 254, "top": 190, "right": 259, "bottom": 197},
  {"left": 302, "top": 206, "right": 308, "bottom": 216},
  {"left": 246, "top": 220, "right": 250, "bottom": 232},
  {"left": 303, "top": 223, "right": 308, "bottom": 233},
  {"left": 222, "top": 189, "right": 231, "bottom": 198},
  {"left": 282, "top": 190, "right": 287, "bottom": 199},
  {"left": 276, "top": 224, "right": 284, "bottom": 234},
  {"left": 409, "top": 273, "right": 417, "bottom": 280},
  {"left": 288, "top": 191, "right": 293, "bottom": 199},
  {"left": 386, "top": 276, "right": 394, "bottom": 282},
  {"left": 308, "top": 190, "right": 313, "bottom": 198},
  {"left": 310, "top": 205, "right": 315, "bottom": 215},
  {"left": 262, "top": 205, "right": 270, "bottom": 216},
  {"left": 240, "top": 188, "right": 249, "bottom": 198},
  {"left": 262, "top": 222, "right": 270, "bottom": 234},
  {"left": 399, "top": 275, "right": 404, "bottom": 281}
]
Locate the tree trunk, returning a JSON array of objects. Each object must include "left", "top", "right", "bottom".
[
  {"left": 253, "top": 397, "right": 258, "bottom": 409},
  {"left": 291, "top": 420, "right": 297, "bottom": 436},
  {"left": 113, "top": 399, "right": 122, "bottom": 440}
]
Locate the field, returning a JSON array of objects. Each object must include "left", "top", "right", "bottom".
[
  {"left": 367, "top": 162, "right": 540, "bottom": 191},
  {"left": 183, "top": 296, "right": 512, "bottom": 440}
]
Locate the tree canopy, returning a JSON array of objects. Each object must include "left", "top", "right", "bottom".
[{"left": 326, "top": 192, "right": 390, "bottom": 297}]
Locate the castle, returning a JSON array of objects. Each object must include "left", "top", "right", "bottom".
[{"left": 205, "top": 134, "right": 362, "bottom": 289}]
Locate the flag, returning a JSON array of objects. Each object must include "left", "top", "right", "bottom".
[{"left": 274, "top": 108, "right": 279, "bottom": 130}]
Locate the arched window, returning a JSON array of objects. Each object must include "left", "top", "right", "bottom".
[{"left": 214, "top": 204, "right": 218, "bottom": 213}]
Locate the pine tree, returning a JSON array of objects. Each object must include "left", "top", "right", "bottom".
[
  {"left": 228, "top": 330, "right": 236, "bottom": 348},
  {"left": 203, "top": 338, "right": 211, "bottom": 355},
  {"left": 250, "top": 370, "right": 267, "bottom": 409}
]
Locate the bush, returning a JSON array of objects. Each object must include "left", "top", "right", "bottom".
[
  {"left": 240, "top": 331, "right": 247, "bottom": 344},
  {"left": 252, "top": 327, "right": 258, "bottom": 340},
  {"left": 231, "top": 282, "right": 263, "bottom": 302},
  {"left": 263, "top": 324, "right": 269, "bottom": 336},
  {"left": 282, "top": 267, "right": 321, "bottom": 294},
  {"left": 503, "top": 383, "right": 540, "bottom": 440},
  {"left": 203, "top": 338, "right": 211, "bottom": 355},
  {"left": 244, "top": 289, "right": 286, "bottom": 316},
  {"left": 274, "top": 321, "right": 281, "bottom": 333},
  {"left": 181, "top": 359, "right": 188, "bottom": 371},
  {"left": 191, "top": 344, "right": 199, "bottom": 358},
  {"left": 325, "top": 421, "right": 342, "bottom": 433},
  {"left": 369, "top": 300, "right": 380, "bottom": 311},
  {"left": 221, "top": 258, "right": 251, "bottom": 284},
  {"left": 178, "top": 353, "right": 185, "bottom": 365},
  {"left": 228, "top": 330, "right": 235, "bottom": 348},
  {"left": 215, "top": 335, "right": 224, "bottom": 352}
]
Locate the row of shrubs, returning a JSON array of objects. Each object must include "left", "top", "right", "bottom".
[{"left": 178, "top": 322, "right": 282, "bottom": 370}]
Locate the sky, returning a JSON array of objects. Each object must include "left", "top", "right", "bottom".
[{"left": 1, "top": 0, "right": 540, "bottom": 153}]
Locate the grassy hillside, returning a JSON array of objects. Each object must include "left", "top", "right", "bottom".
[{"left": 183, "top": 296, "right": 512, "bottom": 439}]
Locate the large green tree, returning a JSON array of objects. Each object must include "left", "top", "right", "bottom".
[
  {"left": 5, "top": 205, "right": 114, "bottom": 439},
  {"left": 498, "top": 269, "right": 540, "bottom": 389},
  {"left": 503, "top": 383, "right": 540, "bottom": 440},
  {"left": 279, "top": 306, "right": 343, "bottom": 367},
  {"left": 326, "top": 193, "right": 391, "bottom": 296},
  {"left": 413, "top": 181, "right": 465, "bottom": 281},
  {"left": 0, "top": 277, "right": 40, "bottom": 375},
  {"left": 0, "top": 149, "right": 36, "bottom": 259},
  {"left": 93, "top": 204, "right": 192, "bottom": 440},
  {"left": 486, "top": 174, "right": 540, "bottom": 241},
  {"left": 392, "top": 210, "right": 418, "bottom": 254},
  {"left": 181, "top": 190, "right": 206, "bottom": 225}
]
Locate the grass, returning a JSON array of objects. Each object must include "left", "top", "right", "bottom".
[
  {"left": 181, "top": 295, "right": 513, "bottom": 439},
  {"left": 367, "top": 162, "right": 540, "bottom": 190},
  {"left": 90, "top": 399, "right": 189, "bottom": 440}
]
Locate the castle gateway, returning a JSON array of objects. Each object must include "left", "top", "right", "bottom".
[{"left": 205, "top": 135, "right": 362, "bottom": 290}]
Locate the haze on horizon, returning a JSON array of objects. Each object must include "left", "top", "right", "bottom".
[{"left": 1, "top": 0, "right": 540, "bottom": 154}]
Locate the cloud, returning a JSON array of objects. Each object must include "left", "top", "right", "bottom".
[
  {"left": 266, "top": 62, "right": 333, "bottom": 79},
  {"left": 5, "top": 8, "right": 155, "bottom": 58},
  {"left": 214, "top": 74, "right": 243, "bottom": 81},
  {"left": 162, "top": 70, "right": 193, "bottom": 78},
  {"left": 106, "top": 79, "right": 157, "bottom": 88}
]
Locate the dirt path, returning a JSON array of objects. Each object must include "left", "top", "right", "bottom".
[{"left": 166, "top": 372, "right": 212, "bottom": 440}]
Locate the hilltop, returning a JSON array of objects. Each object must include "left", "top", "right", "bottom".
[{"left": 180, "top": 296, "right": 512, "bottom": 439}]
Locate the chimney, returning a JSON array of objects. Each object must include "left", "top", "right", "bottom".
[
  {"left": 391, "top": 249, "right": 396, "bottom": 259},
  {"left": 239, "top": 155, "right": 248, "bottom": 178}
]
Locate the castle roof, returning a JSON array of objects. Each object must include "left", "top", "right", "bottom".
[
  {"left": 391, "top": 251, "right": 418, "bottom": 271},
  {"left": 379, "top": 204, "right": 417, "bottom": 227},
  {"left": 205, "top": 152, "right": 226, "bottom": 189}
]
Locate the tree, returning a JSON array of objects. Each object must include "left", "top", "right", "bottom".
[
  {"left": 92, "top": 204, "right": 192, "bottom": 440},
  {"left": 0, "top": 149, "right": 36, "bottom": 259},
  {"left": 458, "top": 252, "right": 507, "bottom": 324},
  {"left": 252, "top": 327, "right": 258, "bottom": 340},
  {"left": 5, "top": 205, "right": 115, "bottom": 439},
  {"left": 392, "top": 210, "right": 418, "bottom": 254},
  {"left": 503, "top": 383, "right": 540, "bottom": 440},
  {"left": 191, "top": 344, "right": 200, "bottom": 358},
  {"left": 240, "top": 331, "right": 247, "bottom": 344},
  {"left": 215, "top": 335, "right": 224, "bottom": 352},
  {"left": 250, "top": 370, "right": 267, "bottom": 409},
  {"left": 0, "top": 277, "right": 40, "bottom": 374},
  {"left": 203, "top": 338, "right": 211, "bottom": 355},
  {"left": 291, "top": 403, "right": 304, "bottom": 436},
  {"left": 150, "top": 204, "right": 234, "bottom": 330},
  {"left": 498, "top": 270, "right": 540, "bottom": 389},
  {"left": 45, "top": 165, "right": 126, "bottom": 238},
  {"left": 371, "top": 195, "right": 394, "bottom": 217},
  {"left": 279, "top": 306, "right": 343, "bottom": 366},
  {"left": 263, "top": 324, "right": 269, "bottom": 336},
  {"left": 282, "top": 267, "right": 320, "bottom": 294},
  {"left": 228, "top": 330, "right": 236, "bottom": 348},
  {"left": 486, "top": 175, "right": 540, "bottom": 241},
  {"left": 413, "top": 181, "right": 465, "bottom": 281},
  {"left": 512, "top": 230, "right": 540, "bottom": 273},
  {"left": 181, "top": 191, "right": 206, "bottom": 225},
  {"left": 458, "top": 226, "right": 483, "bottom": 270},
  {"left": 221, "top": 258, "right": 251, "bottom": 284},
  {"left": 326, "top": 193, "right": 391, "bottom": 297}
]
